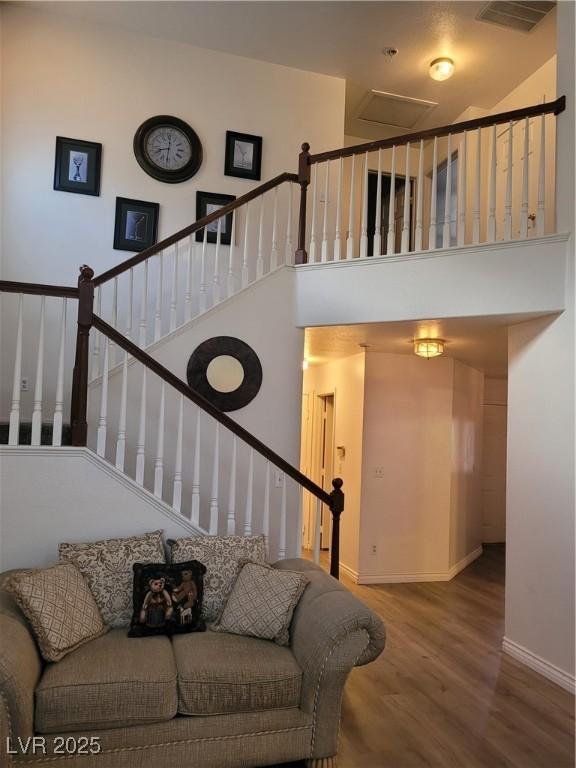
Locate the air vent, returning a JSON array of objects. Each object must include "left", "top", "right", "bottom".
[
  {"left": 356, "top": 90, "right": 437, "bottom": 130},
  {"left": 477, "top": 1, "right": 556, "bottom": 33}
]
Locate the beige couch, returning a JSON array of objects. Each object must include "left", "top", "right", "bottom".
[{"left": 0, "top": 559, "right": 385, "bottom": 768}]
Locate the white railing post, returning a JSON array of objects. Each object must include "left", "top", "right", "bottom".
[
  {"left": 209, "top": 422, "right": 220, "bottom": 534},
  {"left": 52, "top": 297, "right": 67, "bottom": 447},
  {"left": 191, "top": 409, "right": 201, "bottom": 526},
  {"left": 387, "top": 146, "right": 397, "bottom": 254},
  {"left": 520, "top": 117, "right": 530, "bottom": 239},
  {"left": 256, "top": 196, "right": 265, "bottom": 279},
  {"left": 284, "top": 184, "right": 294, "bottom": 265},
  {"left": 172, "top": 394, "right": 184, "bottom": 512},
  {"left": 270, "top": 186, "right": 279, "bottom": 270},
  {"left": 139, "top": 261, "right": 149, "bottom": 347},
  {"left": 154, "top": 252, "right": 163, "bottom": 342},
  {"left": 346, "top": 155, "right": 356, "bottom": 260},
  {"left": 262, "top": 461, "right": 271, "bottom": 543},
  {"left": 415, "top": 140, "right": 424, "bottom": 252},
  {"left": 401, "top": 142, "right": 411, "bottom": 253},
  {"left": 442, "top": 136, "right": 452, "bottom": 248},
  {"left": 537, "top": 113, "right": 546, "bottom": 236},
  {"left": 242, "top": 203, "right": 251, "bottom": 288},
  {"left": 213, "top": 218, "right": 222, "bottom": 305},
  {"left": 321, "top": 161, "right": 330, "bottom": 262},
  {"left": 488, "top": 124, "right": 497, "bottom": 243},
  {"left": 31, "top": 296, "right": 46, "bottom": 447},
  {"left": 91, "top": 285, "right": 101, "bottom": 381},
  {"left": 473, "top": 127, "right": 481, "bottom": 245},
  {"left": 309, "top": 164, "right": 318, "bottom": 263},
  {"left": 429, "top": 138, "right": 438, "bottom": 249},
  {"left": 199, "top": 227, "right": 208, "bottom": 314},
  {"left": 169, "top": 244, "right": 178, "bottom": 332},
  {"left": 244, "top": 448, "right": 254, "bottom": 536},
  {"left": 457, "top": 132, "right": 467, "bottom": 247},
  {"left": 184, "top": 236, "right": 193, "bottom": 323},
  {"left": 360, "top": 152, "right": 369, "bottom": 258},
  {"left": 227, "top": 212, "right": 236, "bottom": 298},
  {"left": 96, "top": 336, "right": 109, "bottom": 457},
  {"left": 135, "top": 368, "right": 147, "bottom": 485},
  {"left": 373, "top": 149, "right": 382, "bottom": 257},
  {"left": 334, "top": 157, "right": 343, "bottom": 261},
  {"left": 115, "top": 349, "right": 128, "bottom": 471},
  {"left": 126, "top": 268, "right": 134, "bottom": 341},
  {"left": 278, "top": 474, "right": 287, "bottom": 559},
  {"left": 313, "top": 497, "right": 322, "bottom": 564},
  {"left": 8, "top": 294, "right": 23, "bottom": 445},
  {"left": 153, "top": 381, "right": 165, "bottom": 498},
  {"left": 504, "top": 121, "right": 514, "bottom": 240},
  {"left": 227, "top": 435, "right": 237, "bottom": 535}
]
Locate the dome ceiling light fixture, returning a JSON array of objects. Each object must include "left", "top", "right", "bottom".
[
  {"left": 414, "top": 338, "right": 445, "bottom": 359},
  {"left": 429, "top": 57, "right": 455, "bottom": 82}
]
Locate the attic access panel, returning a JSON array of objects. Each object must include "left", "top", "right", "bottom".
[{"left": 356, "top": 90, "right": 438, "bottom": 130}]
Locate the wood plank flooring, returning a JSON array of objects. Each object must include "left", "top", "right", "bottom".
[{"left": 330, "top": 546, "right": 575, "bottom": 768}]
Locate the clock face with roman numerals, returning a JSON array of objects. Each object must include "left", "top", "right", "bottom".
[{"left": 134, "top": 116, "right": 203, "bottom": 183}]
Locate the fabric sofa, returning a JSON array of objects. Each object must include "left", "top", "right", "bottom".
[{"left": 0, "top": 559, "right": 385, "bottom": 768}]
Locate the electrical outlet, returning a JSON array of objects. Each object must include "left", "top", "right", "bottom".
[
  {"left": 371, "top": 545, "right": 377, "bottom": 555},
  {"left": 274, "top": 470, "right": 284, "bottom": 488},
  {"left": 20, "top": 377, "right": 29, "bottom": 392},
  {"left": 373, "top": 466, "right": 384, "bottom": 479}
]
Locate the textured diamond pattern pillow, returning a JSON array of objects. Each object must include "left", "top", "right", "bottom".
[
  {"left": 168, "top": 535, "right": 267, "bottom": 622},
  {"left": 59, "top": 531, "right": 165, "bottom": 627},
  {"left": 213, "top": 561, "right": 308, "bottom": 646},
  {"left": 10, "top": 562, "right": 109, "bottom": 662}
]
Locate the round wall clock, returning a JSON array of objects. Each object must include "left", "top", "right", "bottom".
[
  {"left": 186, "top": 337, "right": 263, "bottom": 412},
  {"left": 133, "top": 115, "right": 203, "bottom": 183}
]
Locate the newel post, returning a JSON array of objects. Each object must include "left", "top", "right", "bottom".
[
  {"left": 70, "top": 265, "right": 94, "bottom": 446},
  {"left": 295, "top": 142, "right": 311, "bottom": 264},
  {"left": 329, "top": 478, "right": 344, "bottom": 579}
]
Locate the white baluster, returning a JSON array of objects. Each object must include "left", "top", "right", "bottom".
[
  {"left": 91, "top": 286, "right": 101, "bottom": 381},
  {"left": 429, "top": 138, "right": 438, "bottom": 249},
  {"left": 415, "top": 140, "right": 424, "bottom": 252},
  {"left": 487, "top": 124, "right": 497, "bottom": 243},
  {"left": 199, "top": 228, "right": 208, "bottom": 314},
  {"left": 135, "top": 369, "right": 146, "bottom": 485},
  {"left": 278, "top": 474, "right": 287, "bottom": 559},
  {"left": 401, "top": 143, "right": 411, "bottom": 253},
  {"left": 213, "top": 219, "right": 222, "bottom": 304},
  {"left": 209, "top": 422, "right": 220, "bottom": 534},
  {"left": 227, "top": 435, "right": 237, "bottom": 535},
  {"left": 31, "top": 296, "right": 46, "bottom": 447},
  {"left": 473, "top": 128, "right": 481, "bottom": 244},
  {"left": 115, "top": 349, "right": 128, "bottom": 471},
  {"left": 191, "top": 410, "right": 201, "bottom": 526},
  {"left": 242, "top": 203, "right": 251, "bottom": 287},
  {"left": 285, "top": 184, "right": 293, "bottom": 265},
  {"left": 504, "top": 121, "right": 513, "bottom": 240},
  {"left": 295, "top": 484, "right": 303, "bottom": 557},
  {"left": 373, "top": 149, "right": 382, "bottom": 257},
  {"left": 387, "top": 146, "right": 397, "bottom": 254},
  {"left": 139, "top": 261, "right": 149, "bottom": 347},
  {"left": 256, "top": 196, "right": 265, "bottom": 278},
  {"left": 443, "top": 136, "right": 452, "bottom": 248},
  {"left": 457, "top": 132, "right": 467, "bottom": 247},
  {"left": 270, "top": 187, "right": 279, "bottom": 270},
  {"left": 126, "top": 268, "right": 134, "bottom": 341},
  {"left": 154, "top": 252, "right": 163, "bottom": 341},
  {"left": 244, "top": 448, "right": 254, "bottom": 535},
  {"left": 346, "top": 155, "right": 356, "bottom": 259},
  {"left": 262, "top": 461, "right": 271, "bottom": 542},
  {"left": 360, "top": 153, "right": 369, "bottom": 258},
  {"left": 227, "top": 212, "right": 237, "bottom": 298},
  {"left": 53, "top": 298, "right": 67, "bottom": 447},
  {"left": 172, "top": 394, "right": 184, "bottom": 512},
  {"left": 309, "top": 165, "right": 318, "bottom": 263},
  {"left": 96, "top": 336, "right": 109, "bottom": 457},
  {"left": 184, "top": 237, "right": 193, "bottom": 323},
  {"left": 520, "top": 117, "right": 530, "bottom": 239},
  {"left": 169, "top": 244, "right": 178, "bottom": 332},
  {"left": 153, "top": 381, "right": 165, "bottom": 498},
  {"left": 321, "top": 161, "right": 330, "bottom": 262},
  {"left": 334, "top": 157, "right": 343, "bottom": 260},
  {"left": 8, "top": 294, "right": 23, "bottom": 445},
  {"left": 110, "top": 277, "right": 118, "bottom": 365},
  {"left": 313, "top": 497, "right": 322, "bottom": 564},
  {"left": 536, "top": 112, "right": 546, "bottom": 236}
]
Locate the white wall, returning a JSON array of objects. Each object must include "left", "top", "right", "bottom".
[
  {"left": 0, "top": 447, "right": 200, "bottom": 571},
  {"left": 302, "top": 353, "right": 365, "bottom": 575},
  {"left": 504, "top": 1, "right": 575, "bottom": 693}
]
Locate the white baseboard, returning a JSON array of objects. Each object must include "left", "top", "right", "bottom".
[
  {"left": 338, "top": 561, "right": 359, "bottom": 582},
  {"left": 502, "top": 637, "right": 576, "bottom": 694},
  {"left": 355, "top": 546, "right": 483, "bottom": 585}
]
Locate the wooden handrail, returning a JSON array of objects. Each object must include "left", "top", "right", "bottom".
[
  {"left": 0, "top": 280, "right": 79, "bottom": 299},
  {"left": 91, "top": 313, "right": 332, "bottom": 506},
  {"left": 93, "top": 172, "right": 299, "bottom": 287},
  {"left": 308, "top": 96, "right": 566, "bottom": 164}
]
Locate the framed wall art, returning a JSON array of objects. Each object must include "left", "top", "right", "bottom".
[
  {"left": 224, "top": 131, "right": 262, "bottom": 181},
  {"left": 113, "top": 197, "right": 159, "bottom": 252},
  {"left": 53, "top": 136, "right": 102, "bottom": 196},
  {"left": 195, "top": 191, "right": 236, "bottom": 246}
]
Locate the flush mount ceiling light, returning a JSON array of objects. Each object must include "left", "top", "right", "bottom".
[
  {"left": 429, "top": 57, "right": 455, "bottom": 82},
  {"left": 414, "top": 338, "right": 445, "bottom": 358}
]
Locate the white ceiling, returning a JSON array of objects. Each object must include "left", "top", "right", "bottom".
[
  {"left": 304, "top": 313, "right": 554, "bottom": 378},
  {"left": 20, "top": 1, "right": 557, "bottom": 140}
]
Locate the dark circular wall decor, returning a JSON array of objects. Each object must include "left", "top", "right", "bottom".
[
  {"left": 133, "top": 115, "right": 203, "bottom": 183},
  {"left": 186, "top": 337, "right": 263, "bottom": 412}
]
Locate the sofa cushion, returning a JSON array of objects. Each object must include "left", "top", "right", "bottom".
[
  {"left": 35, "top": 629, "right": 177, "bottom": 733},
  {"left": 172, "top": 631, "right": 302, "bottom": 715},
  {"left": 59, "top": 530, "right": 166, "bottom": 628}
]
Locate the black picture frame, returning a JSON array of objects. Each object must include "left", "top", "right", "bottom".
[
  {"left": 195, "top": 191, "right": 236, "bottom": 246},
  {"left": 224, "top": 131, "right": 262, "bottom": 181},
  {"left": 53, "top": 136, "right": 102, "bottom": 196},
  {"left": 113, "top": 197, "right": 159, "bottom": 252}
]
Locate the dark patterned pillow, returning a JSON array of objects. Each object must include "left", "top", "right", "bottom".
[{"left": 128, "top": 560, "right": 206, "bottom": 637}]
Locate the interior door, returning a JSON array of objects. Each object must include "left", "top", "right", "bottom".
[
  {"left": 481, "top": 403, "right": 507, "bottom": 543},
  {"left": 300, "top": 393, "right": 314, "bottom": 549},
  {"left": 367, "top": 173, "right": 412, "bottom": 256},
  {"left": 319, "top": 395, "right": 334, "bottom": 550}
]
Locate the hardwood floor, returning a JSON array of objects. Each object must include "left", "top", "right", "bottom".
[{"left": 329, "top": 546, "right": 575, "bottom": 768}]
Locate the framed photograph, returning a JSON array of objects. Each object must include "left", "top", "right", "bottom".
[
  {"left": 53, "top": 136, "right": 102, "bottom": 196},
  {"left": 195, "top": 191, "right": 236, "bottom": 246},
  {"left": 114, "top": 197, "right": 159, "bottom": 252},
  {"left": 224, "top": 131, "right": 262, "bottom": 181}
]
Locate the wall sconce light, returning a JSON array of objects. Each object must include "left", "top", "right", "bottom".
[
  {"left": 429, "top": 57, "right": 455, "bottom": 81},
  {"left": 302, "top": 359, "right": 309, "bottom": 371},
  {"left": 414, "top": 338, "right": 445, "bottom": 358}
]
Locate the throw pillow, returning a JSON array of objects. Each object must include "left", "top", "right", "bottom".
[
  {"left": 10, "top": 562, "right": 109, "bottom": 662},
  {"left": 59, "top": 530, "right": 165, "bottom": 627},
  {"left": 128, "top": 560, "right": 206, "bottom": 637},
  {"left": 167, "top": 535, "right": 267, "bottom": 622},
  {"left": 213, "top": 561, "right": 308, "bottom": 646}
]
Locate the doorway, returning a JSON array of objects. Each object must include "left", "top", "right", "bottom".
[{"left": 367, "top": 171, "right": 414, "bottom": 256}]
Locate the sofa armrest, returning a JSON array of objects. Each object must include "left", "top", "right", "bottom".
[
  {"left": 273, "top": 558, "right": 385, "bottom": 759},
  {"left": 0, "top": 578, "right": 43, "bottom": 763}
]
